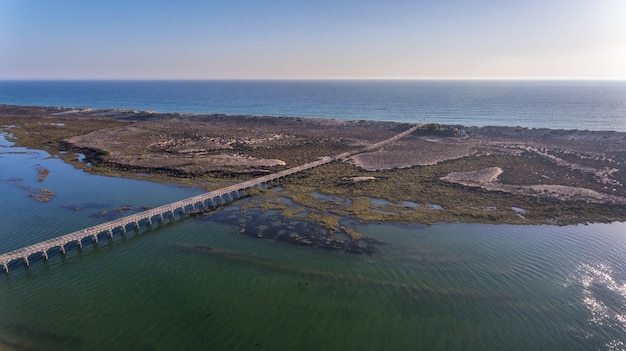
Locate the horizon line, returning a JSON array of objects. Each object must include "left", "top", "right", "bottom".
[{"left": 2, "top": 77, "right": 626, "bottom": 82}]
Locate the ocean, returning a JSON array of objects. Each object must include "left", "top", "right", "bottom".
[
  {"left": 1, "top": 81, "right": 626, "bottom": 350},
  {"left": 1, "top": 80, "right": 626, "bottom": 131}
]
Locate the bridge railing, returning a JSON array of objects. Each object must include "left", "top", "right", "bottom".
[{"left": 1, "top": 124, "right": 419, "bottom": 273}]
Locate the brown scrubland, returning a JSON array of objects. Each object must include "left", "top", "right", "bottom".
[{"left": 2, "top": 104, "right": 625, "bottom": 229}]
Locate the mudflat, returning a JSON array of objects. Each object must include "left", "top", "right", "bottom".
[{"left": 2, "top": 104, "right": 625, "bottom": 227}]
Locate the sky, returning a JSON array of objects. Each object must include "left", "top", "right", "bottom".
[{"left": 1, "top": 0, "right": 625, "bottom": 80}]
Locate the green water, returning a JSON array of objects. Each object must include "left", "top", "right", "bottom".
[{"left": 1, "top": 135, "right": 626, "bottom": 350}]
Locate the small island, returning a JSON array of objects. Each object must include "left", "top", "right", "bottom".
[{"left": 2, "top": 104, "right": 625, "bottom": 252}]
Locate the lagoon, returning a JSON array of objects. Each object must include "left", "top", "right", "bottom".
[{"left": 1, "top": 136, "right": 626, "bottom": 350}]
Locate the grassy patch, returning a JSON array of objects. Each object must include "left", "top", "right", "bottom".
[
  {"left": 4, "top": 112, "right": 625, "bottom": 227},
  {"left": 36, "top": 164, "right": 50, "bottom": 182},
  {"left": 274, "top": 158, "right": 626, "bottom": 225}
]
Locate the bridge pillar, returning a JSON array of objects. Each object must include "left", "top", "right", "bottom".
[
  {"left": 199, "top": 203, "right": 206, "bottom": 212},
  {"left": 107, "top": 230, "right": 114, "bottom": 239},
  {"left": 133, "top": 221, "right": 140, "bottom": 230},
  {"left": 2, "top": 263, "right": 7, "bottom": 274},
  {"left": 178, "top": 208, "right": 185, "bottom": 218},
  {"left": 77, "top": 240, "right": 83, "bottom": 249},
  {"left": 42, "top": 251, "right": 48, "bottom": 260},
  {"left": 23, "top": 257, "right": 29, "bottom": 267},
  {"left": 120, "top": 226, "right": 127, "bottom": 235},
  {"left": 60, "top": 245, "right": 66, "bottom": 255},
  {"left": 92, "top": 234, "right": 98, "bottom": 243},
  {"left": 146, "top": 217, "right": 153, "bottom": 228},
  {"left": 168, "top": 211, "right": 175, "bottom": 220},
  {"left": 157, "top": 214, "right": 164, "bottom": 224}
]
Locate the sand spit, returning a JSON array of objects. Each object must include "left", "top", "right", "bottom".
[
  {"left": 441, "top": 167, "right": 504, "bottom": 185},
  {"left": 2, "top": 105, "right": 626, "bottom": 224},
  {"left": 350, "top": 137, "right": 475, "bottom": 170},
  {"left": 441, "top": 167, "right": 626, "bottom": 204}
]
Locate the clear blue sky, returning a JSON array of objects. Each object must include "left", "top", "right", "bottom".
[{"left": 1, "top": 0, "right": 624, "bottom": 79}]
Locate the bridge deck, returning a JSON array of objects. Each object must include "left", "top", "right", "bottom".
[{"left": 1, "top": 125, "right": 418, "bottom": 272}]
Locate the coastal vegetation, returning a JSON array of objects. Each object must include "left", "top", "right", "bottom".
[
  {"left": 274, "top": 160, "right": 625, "bottom": 226},
  {"left": 2, "top": 105, "right": 625, "bottom": 236},
  {"left": 18, "top": 185, "right": 55, "bottom": 202},
  {"left": 36, "top": 164, "right": 50, "bottom": 182}
]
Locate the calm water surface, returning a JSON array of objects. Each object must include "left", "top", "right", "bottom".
[
  {"left": 1, "top": 132, "right": 626, "bottom": 350},
  {"left": 1, "top": 80, "right": 626, "bottom": 131}
]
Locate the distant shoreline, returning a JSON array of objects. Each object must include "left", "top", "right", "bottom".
[
  {"left": 2, "top": 79, "right": 625, "bottom": 131},
  {"left": 2, "top": 102, "right": 625, "bottom": 133}
]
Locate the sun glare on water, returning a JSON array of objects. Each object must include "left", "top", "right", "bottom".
[{"left": 570, "top": 262, "right": 626, "bottom": 350}]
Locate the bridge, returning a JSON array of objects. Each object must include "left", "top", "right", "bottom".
[{"left": 1, "top": 124, "right": 419, "bottom": 273}]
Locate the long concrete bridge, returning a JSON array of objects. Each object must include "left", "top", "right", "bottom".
[{"left": 0, "top": 124, "right": 419, "bottom": 273}]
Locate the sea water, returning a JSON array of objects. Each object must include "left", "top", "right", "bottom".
[
  {"left": 1, "top": 81, "right": 626, "bottom": 350},
  {"left": 1, "top": 80, "right": 625, "bottom": 131},
  {"left": 1, "top": 139, "right": 625, "bottom": 350}
]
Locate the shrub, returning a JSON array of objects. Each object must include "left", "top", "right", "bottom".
[{"left": 97, "top": 149, "right": 111, "bottom": 157}]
